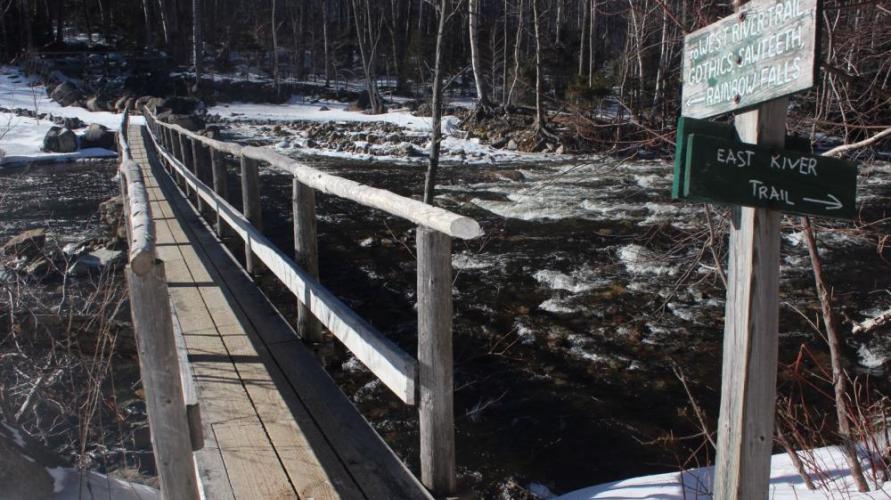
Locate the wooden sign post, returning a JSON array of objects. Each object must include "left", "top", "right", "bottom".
[
  {"left": 713, "top": 97, "right": 786, "bottom": 499},
  {"left": 674, "top": 1, "right": 841, "bottom": 498}
]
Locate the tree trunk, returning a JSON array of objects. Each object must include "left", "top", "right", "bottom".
[
  {"left": 322, "top": 0, "right": 332, "bottom": 86},
  {"left": 271, "top": 0, "right": 279, "bottom": 96},
  {"left": 469, "top": 0, "right": 490, "bottom": 108},
  {"left": 578, "top": 0, "right": 587, "bottom": 77},
  {"left": 156, "top": 0, "right": 170, "bottom": 47},
  {"left": 506, "top": 0, "right": 524, "bottom": 107},
  {"left": 192, "top": 0, "right": 202, "bottom": 86},
  {"left": 588, "top": 0, "right": 597, "bottom": 85},
  {"left": 142, "top": 0, "right": 153, "bottom": 48},
  {"left": 423, "top": 0, "right": 449, "bottom": 206},
  {"left": 351, "top": 0, "right": 384, "bottom": 114},
  {"left": 801, "top": 216, "right": 870, "bottom": 493},
  {"left": 532, "top": 0, "right": 544, "bottom": 131}
]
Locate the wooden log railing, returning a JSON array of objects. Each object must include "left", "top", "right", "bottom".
[
  {"left": 117, "top": 110, "right": 201, "bottom": 500},
  {"left": 143, "top": 108, "right": 482, "bottom": 496}
]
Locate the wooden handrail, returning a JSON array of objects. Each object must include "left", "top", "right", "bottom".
[
  {"left": 145, "top": 126, "right": 419, "bottom": 404},
  {"left": 117, "top": 109, "right": 201, "bottom": 500},
  {"left": 144, "top": 106, "right": 462, "bottom": 490},
  {"left": 144, "top": 109, "right": 483, "bottom": 240}
]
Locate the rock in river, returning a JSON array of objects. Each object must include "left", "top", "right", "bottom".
[
  {"left": 43, "top": 126, "right": 78, "bottom": 153},
  {"left": 1, "top": 228, "right": 46, "bottom": 258},
  {"left": 80, "top": 124, "right": 116, "bottom": 150}
]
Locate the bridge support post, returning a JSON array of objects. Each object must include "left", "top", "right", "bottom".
[
  {"left": 292, "top": 178, "right": 322, "bottom": 343},
  {"left": 210, "top": 149, "right": 228, "bottom": 237},
  {"left": 416, "top": 227, "right": 456, "bottom": 497},
  {"left": 127, "top": 261, "right": 201, "bottom": 500},
  {"left": 240, "top": 155, "right": 263, "bottom": 276}
]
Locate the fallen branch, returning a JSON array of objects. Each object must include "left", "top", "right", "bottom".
[
  {"left": 852, "top": 307, "right": 891, "bottom": 336},
  {"left": 823, "top": 126, "right": 891, "bottom": 158}
]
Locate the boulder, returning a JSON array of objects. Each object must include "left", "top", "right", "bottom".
[
  {"left": 163, "top": 96, "right": 205, "bottom": 115},
  {"left": 347, "top": 91, "right": 373, "bottom": 111},
  {"left": 85, "top": 96, "right": 105, "bottom": 112},
  {"left": 2, "top": 228, "right": 46, "bottom": 258},
  {"left": 42, "top": 127, "right": 78, "bottom": 153},
  {"left": 506, "top": 139, "right": 519, "bottom": 151},
  {"left": 0, "top": 432, "right": 55, "bottom": 500},
  {"left": 68, "top": 248, "right": 123, "bottom": 276},
  {"left": 162, "top": 114, "right": 205, "bottom": 131},
  {"left": 63, "top": 116, "right": 86, "bottom": 130},
  {"left": 50, "top": 81, "right": 83, "bottom": 106},
  {"left": 80, "top": 124, "right": 116, "bottom": 150},
  {"left": 143, "top": 96, "right": 167, "bottom": 113}
]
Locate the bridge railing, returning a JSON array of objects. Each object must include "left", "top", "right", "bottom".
[
  {"left": 117, "top": 110, "right": 202, "bottom": 500},
  {"left": 142, "top": 108, "right": 482, "bottom": 495}
]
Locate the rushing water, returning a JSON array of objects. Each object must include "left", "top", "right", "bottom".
[
  {"left": 207, "top": 148, "right": 890, "bottom": 495},
  {"left": 0, "top": 161, "right": 119, "bottom": 244},
  {"left": 5, "top": 153, "right": 886, "bottom": 495}
]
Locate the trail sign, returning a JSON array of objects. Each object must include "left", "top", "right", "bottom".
[
  {"left": 681, "top": 0, "right": 820, "bottom": 119},
  {"left": 681, "top": 133, "right": 857, "bottom": 219},
  {"left": 672, "top": 116, "right": 811, "bottom": 199}
]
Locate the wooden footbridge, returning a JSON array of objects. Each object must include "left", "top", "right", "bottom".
[{"left": 116, "top": 108, "right": 482, "bottom": 499}]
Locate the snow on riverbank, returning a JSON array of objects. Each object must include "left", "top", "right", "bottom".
[
  {"left": 0, "top": 66, "right": 140, "bottom": 165},
  {"left": 210, "top": 96, "right": 569, "bottom": 165},
  {"left": 557, "top": 445, "right": 888, "bottom": 499}
]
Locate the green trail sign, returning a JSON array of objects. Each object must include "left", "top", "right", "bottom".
[
  {"left": 679, "top": 133, "right": 857, "bottom": 219},
  {"left": 681, "top": 0, "right": 820, "bottom": 119}
]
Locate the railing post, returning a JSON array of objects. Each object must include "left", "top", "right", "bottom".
[
  {"left": 126, "top": 261, "right": 201, "bottom": 500},
  {"left": 177, "top": 133, "right": 192, "bottom": 197},
  {"left": 190, "top": 139, "right": 204, "bottom": 212},
  {"left": 292, "top": 178, "right": 322, "bottom": 342},
  {"left": 240, "top": 155, "right": 262, "bottom": 275},
  {"left": 210, "top": 149, "right": 228, "bottom": 237},
  {"left": 416, "top": 227, "right": 456, "bottom": 497}
]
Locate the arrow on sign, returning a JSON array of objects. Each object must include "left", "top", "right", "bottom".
[{"left": 801, "top": 194, "right": 843, "bottom": 210}]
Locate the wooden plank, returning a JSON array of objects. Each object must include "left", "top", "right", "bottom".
[
  {"left": 213, "top": 422, "right": 297, "bottom": 500},
  {"left": 171, "top": 308, "right": 204, "bottom": 452},
  {"left": 292, "top": 178, "right": 322, "bottom": 342},
  {"left": 713, "top": 96, "right": 786, "bottom": 500},
  {"left": 126, "top": 262, "right": 201, "bottom": 500},
  {"left": 681, "top": 0, "right": 819, "bottom": 118},
  {"left": 145, "top": 110, "right": 482, "bottom": 240},
  {"left": 212, "top": 325, "right": 346, "bottom": 500},
  {"left": 146, "top": 131, "right": 418, "bottom": 404},
  {"left": 416, "top": 228, "right": 456, "bottom": 496}
]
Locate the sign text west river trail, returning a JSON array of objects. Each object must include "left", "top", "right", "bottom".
[{"left": 681, "top": 0, "right": 819, "bottom": 119}]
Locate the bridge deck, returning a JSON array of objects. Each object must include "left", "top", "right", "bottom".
[{"left": 127, "top": 124, "right": 430, "bottom": 500}]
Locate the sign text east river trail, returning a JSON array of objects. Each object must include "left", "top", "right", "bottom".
[
  {"left": 681, "top": 0, "right": 819, "bottom": 119},
  {"left": 681, "top": 133, "right": 857, "bottom": 219}
]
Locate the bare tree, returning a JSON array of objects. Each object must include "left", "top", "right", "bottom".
[
  {"left": 351, "top": 0, "right": 385, "bottom": 114},
  {"left": 468, "top": 0, "right": 492, "bottom": 115}
]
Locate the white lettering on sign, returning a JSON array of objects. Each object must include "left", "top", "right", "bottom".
[
  {"left": 770, "top": 154, "right": 818, "bottom": 176},
  {"left": 716, "top": 147, "right": 756, "bottom": 167},
  {"left": 681, "top": 0, "right": 818, "bottom": 118},
  {"left": 749, "top": 179, "right": 795, "bottom": 205}
]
